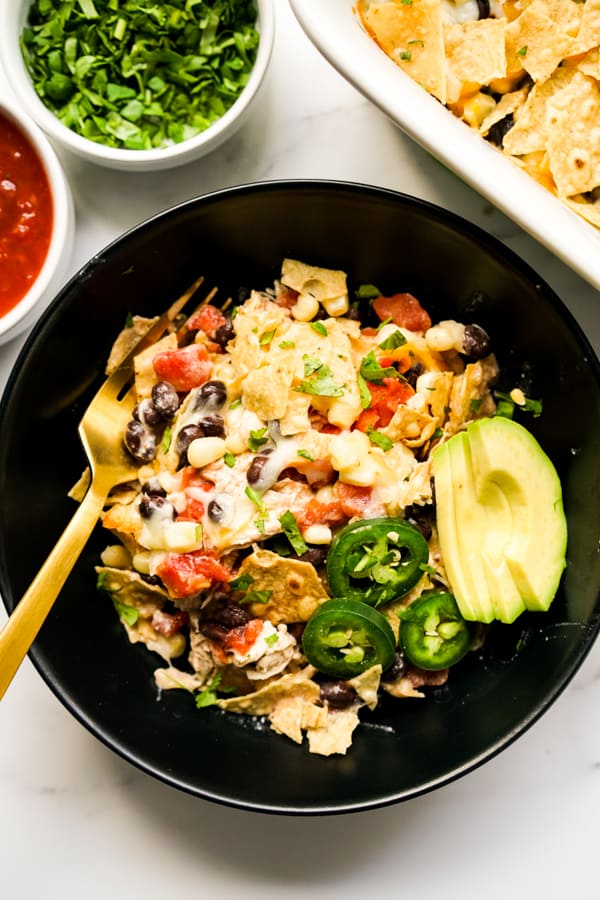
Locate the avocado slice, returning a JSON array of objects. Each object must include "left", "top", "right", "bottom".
[
  {"left": 466, "top": 417, "right": 567, "bottom": 613},
  {"left": 432, "top": 417, "right": 567, "bottom": 624},
  {"left": 433, "top": 431, "right": 494, "bottom": 623}
]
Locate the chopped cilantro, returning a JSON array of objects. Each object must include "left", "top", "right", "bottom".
[
  {"left": 264, "top": 632, "right": 279, "bottom": 647},
  {"left": 195, "top": 673, "right": 234, "bottom": 709},
  {"left": 420, "top": 563, "right": 437, "bottom": 575},
  {"left": 366, "top": 428, "right": 394, "bottom": 451},
  {"left": 20, "top": 0, "right": 261, "bottom": 151},
  {"left": 399, "top": 51, "right": 412, "bottom": 61},
  {"left": 161, "top": 425, "right": 172, "bottom": 453},
  {"left": 247, "top": 427, "right": 268, "bottom": 452},
  {"left": 223, "top": 451, "right": 236, "bottom": 468},
  {"left": 297, "top": 449, "right": 315, "bottom": 462},
  {"left": 259, "top": 328, "right": 277, "bottom": 346},
  {"left": 355, "top": 283, "right": 381, "bottom": 300},
  {"left": 229, "top": 573, "right": 254, "bottom": 591},
  {"left": 279, "top": 340, "right": 296, "bottom": 349},
  {"left": 245, "top": 485, "right": 266, "bottom": 513},
  {"left": 310, "top": 321, "right": 328, "bottom": 337},
  {"left": 517, "top": 45, "right": 528, "bottom": 57},
  {"left": 293, "top": 356, "right": 344, "bottom": 398},
  {"left": 357, "top": 371, "right": 372, "bottom": 409},
  {"left": 359, "top": 350, "right": 399, "bottom": 384},
  {"left": 229, "top": 397, "right": 242, "bottom": 410},
  {"left": 495, "top": 390, "right": 542, "bottom": 418},
  {"left": 378, "top": 330, "right": 407, "bottom": 351},
  {"left": 279, "top": 510, "right": 308, "bottom": 556},
  {"left": 112, "top": 598, "right": 139, "bottom": 627},
  {"left": 469, "top": 398, "right": 483, "bottom": 413},
  {"left": 408, "top": 39, "right": 425, "bottom": 47}
]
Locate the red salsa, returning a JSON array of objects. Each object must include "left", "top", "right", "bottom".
[{"left": 0, "top": 112, "right": 53, "bottom": 317}]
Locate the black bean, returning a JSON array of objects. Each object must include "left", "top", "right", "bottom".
[
  {"left": 463, "top": 323, "right": 491, "bottom": 359},
  {"left": 200, "top": 621, "right": 230, "bottom": 644},
  {"left": 124, "top": 419, "right": 157, "bottom": 463},
  {"left": 476, "top": 0, "right": 490, "bottom": 18},
  {"left": 197, "top": 414, "right": 225, "bottom": 438},
  {"left": 487, "top": 114, "right": 514, "bottom": 148},
  {"left": 381, "top": 652, "right": 407, "bottom": 683},
  {"left": 141, "top": 574, "right": 163, "bottom": 586},
  {"left": 298, "top": 546, "right": 328, "bottom": 567},
  {"left": 151, "top": 381, "right": 180, "bottom": 418},
  {"left": 405, "top": 362, "right": 424, "bottom": 388},
  {"left": 319, "top": 680, "right": 358, "bottom": 709},
  {"left": 404, "top": 504, "right": 434, "bottom": 541},
  {"left": 132, "top": 398, "right": 162, "bottom": 429},
  {"left": 176, "top": 424, "right": 205, "bottom": 464},
  {"left": 195, "top": 380, "right": 227, "bottom": 411},
  {"left": 214, "top": 317, "right": 235, "bottom": 348},
  {"left": 210, "top": 603, "right": 252, "bottom": 629},
  {"left": 139, "top": 494, "right": 175, "bottom": 520},
  {"left": 141, "top": 480, "right": 166, "bottom": 498},
  {"left": 246, "top": 449, "right": 273, "bottom": 485},
  {"left": 207, "top": 497, "right": 226, "bottom": 522}
]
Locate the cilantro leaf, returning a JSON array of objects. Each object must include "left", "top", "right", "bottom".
[
  {"left": 247, "top": 427, "right": 268, "bottom": 452},
  {"left": 310, "top": 321, "right": 328, "bottom": 337},
  {"left": 112, "top": 598, "right": 139, "bottom": 627},
  {"left": 359, "top": 350, "right": 399, "bottom": 384},
  {"left": 366, "top": 428, "right": 394, "bottom": 451},
  {"left": 279, "top": 510, "right": 308, "bottom": 556},
  {"left": 293, "top": 356, "right": 344, "bottom": 397},
  {"left": 378, "top": 330, "right": 407, "bottom": 351}
]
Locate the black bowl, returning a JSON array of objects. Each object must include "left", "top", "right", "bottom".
[{"left": 1, "top": 180, "right": 599, "bottom": 814}]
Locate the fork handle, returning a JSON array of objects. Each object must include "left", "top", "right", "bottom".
[{"left": 0, "top": 484, "right": 107, "bottom": 700}]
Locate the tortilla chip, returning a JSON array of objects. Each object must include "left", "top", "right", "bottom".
[
  {"left": 235, "top": 548, "right": 329, "bottom": 624},
  {"left": 306, "top": 708, "right": 361, "bottom": 756},
  {"left": 563, "top": 194, "right": 600, "bottom": 227},
  {"left": 446, "top": 357, "right": 499, "bottom": 434},
  {"left": 545, "top": 72, "right": 600, "bottom": 196},
  {"left": 241, "top": 363, "right": 292, "bottom": 420},
  {"left": 509, "top": 150, "right": 558, "bottom": 193},
  {"left": 444, "top": 19, "right": 507, "bottom": 105},
  {"left": 106, "top": 315, "right": 158, "bottom": 375},
  {"left": 575, "top": 45, "right": 600, "bottom": 80},
  {"left": 505, "top": 2, "right": 575, "bottom": 83},
  {"left": 478, "top": 87, "right": 530, "bottom": 137},
  {"left": 572, "top": 0, "right": 600, "bottom": 54},
  {"left": 502, "top": 65, "right": 579, "bottom": 155},
  {"left": 217, "top": 669, "right": 320, "bottom": 716},
  {"left": 280, "top": 259, "right": 348, "bottom": 306},
  {"left": 358, "top": 0, "right": 447, "bottom": 104},
  {"left": 270, "top": 694, "right": 328, "bottom": 744},
  {"left": 348, "top": 664, "right": 383, "bottom": 710}
]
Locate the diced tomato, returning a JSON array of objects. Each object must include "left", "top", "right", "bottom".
[
  {"left": 274, "top": 287, "right": 299, "bottom": 309},
  {"left": 224, "top": 619, "right": 264, "bottom": 656},
  {"left": 177, "top": 494, "right": 205, "bottom": 522},
  {"left": 335, "top": 482, "right": 374, "bottom": 517},
  {"left": 297, "top": 499, "right": 347, "bottom": 529},
  {"left": 157, "top": 550, "right": 231, "bottom": 599},
  {"left": 180, "top": 467, "right": 214, "bottom": 491},
  {"left": 372, "top": 293, "right": 432, "bottom": 332},
  {"left": 186, "top": 304, "right": 227, "bottom": 338},
  {"left": 152, "top": 343, "right": 211, "bottom": 392},
  {"left": 355, "top": 377, "right": 414, "bottom": 431},
  {"left": 361, "top": 327, "right": 378, "bottom": 337},
  {"left": 151, "top": 609, "right": 189, "bottom": 637}
]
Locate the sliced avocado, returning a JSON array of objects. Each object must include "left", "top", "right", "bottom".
[
  {"left": 431, "top": 437, "right": 477, "bottom": 620},
  {"left": 432, "top": 417, "right": 567, "bottom": 624},
  {"left": 467, "top": 417, "right": 567, "bottom": 612},
  {"left": 433, "top": 432, "right": 493, "bottom": 623}
]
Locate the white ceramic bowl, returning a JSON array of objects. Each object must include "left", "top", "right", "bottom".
[
  {"left": 290, "top": 0, "right": 600, "bottom": 292},
  {"left": 0, "top": 0, "right": 274, "bottom": 173},
  {"left": 0, "top": 97, "right": 74, "bottom": 345}
]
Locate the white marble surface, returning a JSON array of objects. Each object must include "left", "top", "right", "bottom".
[{"left": 1, "top": 4, "right": 600, "bottom": 897}]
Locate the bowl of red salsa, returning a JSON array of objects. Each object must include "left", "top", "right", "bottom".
[{"left": 0, "top": 97, "right": 74, "bottom": 344}]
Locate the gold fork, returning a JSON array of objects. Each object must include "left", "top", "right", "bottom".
[{"left": 0, "top": 275, "right": 213, "bottom": 700}]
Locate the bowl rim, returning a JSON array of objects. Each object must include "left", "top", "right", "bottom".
[
  {"left": 2, "top": 178, "right": 600, "bottom": 815},
  {"left": 0, "top": 96, "right": 74, "bottom": 340},
  {"left": 0, "top": 0, "right": 275, "bottom": 167}
]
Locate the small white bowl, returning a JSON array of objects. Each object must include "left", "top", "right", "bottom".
[
  {"left": 0, "top": 0, "right": 274, "bottom": 173},
  {"left": 0, "top": 97, "right": 74, "bottom": 345},
  {"left": 290, "top": 0, "right": 600, "bottom": 292}
]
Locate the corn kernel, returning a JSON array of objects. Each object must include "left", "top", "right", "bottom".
[
  {"left": 187, "top": 436, "right": 227, "bottom": 469},
  {"left": 100, "top": 544, "right": 131, "bottom": 569},
  {"left": 321, "top": 293, "right": 349, "bottom": 317},
  {"left": 291, "top": 291, "right": 320, "bottom": 322},
  {"left": 132, "top": 551, "right": 152, "bottom": 574},
  {"left": 302, "top": 524, "right": 332, "bottom": 544}
]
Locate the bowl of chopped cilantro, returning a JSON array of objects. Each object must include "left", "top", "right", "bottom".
[{"left": 0, "top": 0, "right": 274, "bottom": 171}]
